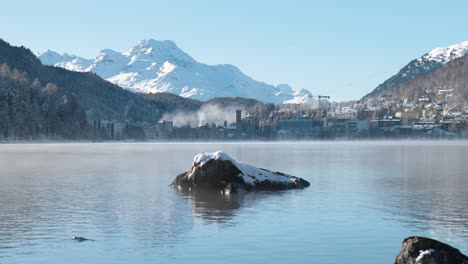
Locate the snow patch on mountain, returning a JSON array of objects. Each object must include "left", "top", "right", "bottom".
[
  {"left": 284, "top": 89, "right": 314, "bottom": 104},
  {"left": 422, "top": 40, "right": 468, "bottom": 64},
  {"left": 38, "top": 39, "right": 303, "bottom": 103}
]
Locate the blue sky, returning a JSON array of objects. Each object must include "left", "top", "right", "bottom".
[{"left": 2, "top": 0, "right": 468, "bottom": 101}]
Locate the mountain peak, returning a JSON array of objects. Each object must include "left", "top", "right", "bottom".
[
  {"left": 422, "top": 40, "right": 468, "bottom": 64},
  {"left": 142, "top": 38, "right": 177, "bottom": 48},
  {"left": 124, "top": 39, "right": 179, "bottom": 56},
  {"left": 37, "top": 49, "right": 60, "bottom": 56},
  {"left": 364, "top": 39, "right": 468, "bottom": 100},
  {"left": 122, "top": 39, "right": 195, "bottom": 65},
  {"left": 293, "top": 88, "right": 312, "bottom": 96},
  {"left": 36, "top": 49, "right": 63, "bottom": 65},
  {"left": 38, "top": 38, "right": 301, "bottom": 103},
  {"left": 284, "top": 88, "right": 314, "bottom": 105}
]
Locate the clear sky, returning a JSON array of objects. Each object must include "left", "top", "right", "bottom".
[{"left": 1, "top": 0, "right": 468, "bottom": 101}]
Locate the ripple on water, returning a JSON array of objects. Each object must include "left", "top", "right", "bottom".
[{"left": 0, "top": 141, "right": 467, "bottom": 263}]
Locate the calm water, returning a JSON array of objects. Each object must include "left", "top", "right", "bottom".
[{"left": 0, "top": 141, "right": 467, "bottom": 263}]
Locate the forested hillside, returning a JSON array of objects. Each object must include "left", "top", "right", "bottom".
[
  {"left": 0, "top": 39, "right": 205, "bottom": 140},
  {"left": 0, "top": 39, "right": 202, "bottom": 123},
  {"left": 362, "top": 50, "right": 468, "bottom": 107},
  {"left": 0, "top": 64, "right": 87, "bottom": 140}
]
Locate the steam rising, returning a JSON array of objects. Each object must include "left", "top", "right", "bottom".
[{"left": 160, "top": 104, "right": 244, "bottom": 128}]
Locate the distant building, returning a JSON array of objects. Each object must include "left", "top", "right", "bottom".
[
  {"left": 90, "top": 120, "right": 125, "bottom": 140},
  {"left": 327, "top": 119, "right": 369, "bottom": 138},
  {"left": 144, "top": 120, "right": 175, "bottom": 139},
  {"left": 159, "top": 120, "right": 174, "bottom": 130},
  {"left": 236, "top": 109, "right": 242, "bottom": 134},
  {"left": 362, "top": 109, "right": 377, "bottom": 120},
  {"left": 279, "top": 119, "right": 323, "bottom": 131},
  {"left": 278, "top": 119, "right": 324, "bottom": 138},
  {"left": 436, "top": 89, "right": 454, "bottom": 103},
  {"left": 328, "top": 107, "right": 358, "bottom": 119},
  {"left": 394, "top": 109, "right": 420, "bottom": 125},
  {"left": 369, "top": 119, "right": 401, "bottom": 136},
  {"left": 345, "top": 120, "right": 369, "bottom": 136}
]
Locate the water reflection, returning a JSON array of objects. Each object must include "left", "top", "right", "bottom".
[
  {"left": 176, "top": 189, "right": 242, "bottom": 224},
  {"left": 0, "top": 175, "right": 197, "bottom": 253},
  {"left": 174, "top": 188, "right": 289, "bottom": 226},
  {"left": 369, "top": 143, "right": 468, "bottom": 244},
  {"left": 379, "top": 189, "right": 468, "bottom": 242},
  {"left": 1, "top": 142, "right": 467, "bottom": 263},
  {"left": 0, "top": 182, "right": 48, "bottom": 248},
  {"left": 0, "top": 144, "right": 198, "bottom": 258}
]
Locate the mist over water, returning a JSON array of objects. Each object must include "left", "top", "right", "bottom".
[
  {"left": 0, "top": 141, "right": 467, "bottom": 263},
  {"left": 160, "top": 104, "right": 243, "bottom": 127}
]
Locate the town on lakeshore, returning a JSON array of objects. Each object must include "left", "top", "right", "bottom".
[
  {"left": 92, "top": 89, "right": 467, "bottom": 141},
  {"left": 1, "top": 36, "right": 468, "bottom": 142}
]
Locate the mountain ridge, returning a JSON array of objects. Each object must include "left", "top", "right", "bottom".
[
  {"left": 363, "top": 40, "right": 468, "bottom": 101},
  {"left": 38, "top": 39, "right": 307, "bottom": 103}
]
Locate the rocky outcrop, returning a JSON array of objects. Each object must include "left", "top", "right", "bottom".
[
  {"left": 394, "top": 236, "right": 468, "bottom": 264},
  {"left": 171, "top": 151, "right": 310, "bottom": 193}
]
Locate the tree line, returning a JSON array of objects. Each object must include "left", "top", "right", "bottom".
[{"left": 0, "top": 63, "right": 87, "bottom": 140}]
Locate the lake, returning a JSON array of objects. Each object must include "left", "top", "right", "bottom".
[{"left": 0, "top": 141, "right": 467, "bottom": 263}]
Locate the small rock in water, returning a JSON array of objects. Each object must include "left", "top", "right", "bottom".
[
  {"left": 72, "top": 236, "right": 93, "bottom": 242},
  {"left": 394, "top": 236, "right": 468, "bottom": 264},
  {"left": 172, "top": 151, "right": 310, "bottom": 192}
]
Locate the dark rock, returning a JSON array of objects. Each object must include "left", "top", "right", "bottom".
[
  {"left": 394, "top": 236, "right": 468, "bottom": 264},
  {"left": 72, "top": 236, "right": 93, "bottom": 242},
  {"left": 172, "top": 151, "right": 310, "bottom": 192}
]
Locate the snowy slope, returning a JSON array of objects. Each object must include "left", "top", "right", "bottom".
[
  {"left": 365, "top": 40, "right": 468, "bottom": 98},
  {"left": 422, "top": 40, "right": 468, "bottom": 63},
  {"left": 37, "top": 39, "right": 305, "bottom": 103},
  {"left": 37, "top": 50, "right": 93, "bottom": 72},
  {"left": 284, "top": 89, "right": 314, "bottom": 104}
]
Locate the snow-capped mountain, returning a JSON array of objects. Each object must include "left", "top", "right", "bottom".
[
  {"left": 365, "top": 40, "right": 468, "bottom": 99},
  {"left": 38, "top": 50, "right": 93, "bottom": 72},
  {"left": 423, "top": 40, "right": 468, "bottom": 63},
  {"left": 284, "top": 89, "right": 314, "bottom": 104},
  {"left": 37, "top": 39, "right": 308, "bottom": 103}
]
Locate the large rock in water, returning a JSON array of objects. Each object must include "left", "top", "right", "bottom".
[
  {"left": 172, "top": 151, "right": 310, "bottom": 192},
  {"left": 394, "top": 236, "right": 468, "bottom": 264}
]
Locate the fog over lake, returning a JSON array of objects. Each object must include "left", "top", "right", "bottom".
[{"left": 0, "top": 141, "right": 467, "bottom": 263}]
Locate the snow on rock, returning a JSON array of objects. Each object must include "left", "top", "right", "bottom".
[
  {"left": 192, "top": 151, "right": 301, "bottom": 185},
  {"left": 416, "top": 249, "right": 435, "bottom": 262},
  {"left": 394, "top": 236, "right": 468, "bottom": 264},
  {"left": 173, "top": 151, "right": 310, "bottom": 192},
  {"left": 37, "top": 39, "right": 305, "bottom": 103},
  {"left": 193, "top": 151, "right": 233, "bottom": 167}
]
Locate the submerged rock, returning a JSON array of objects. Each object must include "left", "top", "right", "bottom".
[
  {"left": 394, "top": 236, "right": 468, "bottom": 264},
  {"left": 72, "top": 236, "right": 93, "bottom": 242},
  {"left": 172, "top": 151, "right": 310, "bottom": 192}
]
